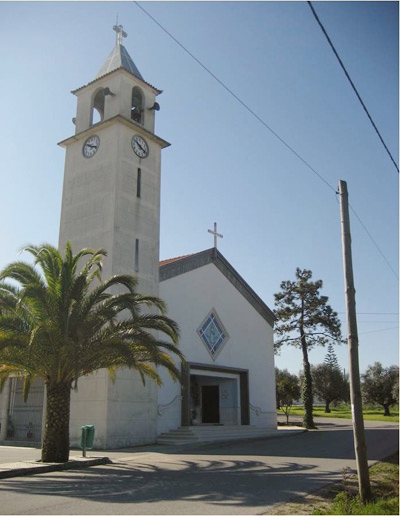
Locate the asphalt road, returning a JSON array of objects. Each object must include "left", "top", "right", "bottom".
[{"left": 0, "top": 418, "right": 397, "bottom": 515}]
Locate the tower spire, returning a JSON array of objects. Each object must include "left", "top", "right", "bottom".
[
  {"left": 96, "top": 24, "right": 143, "bottom": 80},
  {"left": 113, "top": 24, "right": 127, "bottom": 46}
]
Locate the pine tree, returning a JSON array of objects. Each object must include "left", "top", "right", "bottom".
[
  {"left": 274, "top": 268, "right": 342, "bottom": 429},
  {"left": 324, "top": 342, "right": 341, "bottom": 371}
]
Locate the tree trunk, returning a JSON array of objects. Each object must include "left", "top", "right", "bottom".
[
  {"left": 0, "top": 378, "right": 11, "bottom": 440},
  {"left": 383, "top": 404, "right": 391, "bottom": 416},
  {"left": 301, "top": 332, "right": 315, "bottom": 429},
  {"left": 325, "top": 400, "right": 331, "bottom": 413},
  {"left": 41, "top": 382, "right": 72, "bottom": 463}
]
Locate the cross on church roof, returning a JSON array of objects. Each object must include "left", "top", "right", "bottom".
[
  {"left": 208, "top": 222, "right": 223, "bottom": 249},
  {"left": 113, "top": 24, "right": 127, "bottom": 46}
]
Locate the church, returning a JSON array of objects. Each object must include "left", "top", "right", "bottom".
[{"left": 0, "top": 26, "right": 277, "bottom": 448}]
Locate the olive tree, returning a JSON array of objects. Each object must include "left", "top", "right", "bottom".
[
  {"left": 275, "top": 368, "right": 301, "bottom": 424},
  {"left": 362, "top": 362, "right": 399, "bottom": 416}
]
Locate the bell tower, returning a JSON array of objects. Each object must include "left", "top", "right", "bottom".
[
  {"left": 59, "top": 24, "right": 169, "bottom": 298},
  {"left": 58, "top": 26, "right": 169, "bottom": 448}
]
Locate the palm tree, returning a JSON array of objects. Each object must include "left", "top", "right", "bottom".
[{"left": 0, "top": 243, "right": 184, "bottom": 463}]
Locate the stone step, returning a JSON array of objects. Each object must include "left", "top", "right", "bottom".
[{"left": 157, "top": 425, "right": 277, "bottom": 445}]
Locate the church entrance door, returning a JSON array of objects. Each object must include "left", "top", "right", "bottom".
[
  {"left": 182, "top": 363, "right": 249, "bottom": 427},
  {"left": 201, "top": 385, "right": 220, "bottom": 424}
]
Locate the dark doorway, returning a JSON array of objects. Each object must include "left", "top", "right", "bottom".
[
  {"left": 181, "top": 364, "right": 249, "bottom": 427},
  {"left": 202, "top": 385, "right": 220, "bottom": 423}
]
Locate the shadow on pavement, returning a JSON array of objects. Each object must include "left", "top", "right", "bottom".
[
  {"left": 0, "top": 422, "right": 397, "bottom": 513},
  {"left": 0, "top": 457, "right": 341, "bottom": 510},
  {"left": 151, "top": 426, "right": 398, "bottom": 462}
]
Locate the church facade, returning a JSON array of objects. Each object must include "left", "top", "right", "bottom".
[
  {"left": 0, "top": 26, "right": 277, "bottom": 448},
  {"left": 158, "top": 249, "right": 277, "bottom": 437}
]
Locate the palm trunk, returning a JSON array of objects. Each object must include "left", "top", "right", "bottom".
[{"left": 41, "top": 382, "right": 71, "bottom": 463}]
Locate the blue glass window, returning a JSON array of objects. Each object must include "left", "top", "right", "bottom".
[{"left": 198, "top": 311, "right": 228, "bottom": 358}]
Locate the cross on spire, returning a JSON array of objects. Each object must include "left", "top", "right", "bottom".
[
  {"left": 113, "top": 24, "right": 127, "bottom": 46},
  {"left": 208, "top": 222, "right": 223, "bottom": 249}
]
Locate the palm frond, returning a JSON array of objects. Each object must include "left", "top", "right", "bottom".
[{"left": 0, "top": 242, "right": 184, "bottom": 399}]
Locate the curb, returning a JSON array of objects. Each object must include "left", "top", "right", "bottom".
[{"left": 0, "top": 456, "right": 111, "bottom": 479}]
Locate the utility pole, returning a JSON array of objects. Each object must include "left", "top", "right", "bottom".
[{"left": 338, "top": 180, "right": 372, "bottom": 502}]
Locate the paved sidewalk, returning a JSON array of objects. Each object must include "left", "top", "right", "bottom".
[
  {"left": 0, "top": 426, "right": 304, "bottom": 479},
  {"left": 2, "top": 419, "right": 397, "bottom": 482},
  {"left": 0, "top": 420, "right": 397, "bottom": 515}
]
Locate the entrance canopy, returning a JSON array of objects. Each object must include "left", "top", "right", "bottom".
[{"left": 181, "top": 363, "right": 249, "bottom": 427}]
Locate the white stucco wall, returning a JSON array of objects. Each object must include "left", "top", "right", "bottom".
[
  {"left": 60, "top": 68, "right": 164, "bottom": 449},
  {"left": 157, "top": 262, "right": 277, "bottom": 435},
  {"left": 69, "top": 368, "right": 158, "bottom": 449}
]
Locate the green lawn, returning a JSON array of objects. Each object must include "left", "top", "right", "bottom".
[
  {"left": 277, "top": 407, "right": 399, "bottom": 514},
  {"left": 313, "top": 459, "right": 399, "bottom": 514},
  {"left": 283, "top": 405, "right": 399, "bottom": 423}
]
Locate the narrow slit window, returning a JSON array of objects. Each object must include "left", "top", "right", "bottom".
[
  {"left": 134, "top": 239, "right": 139, "bottom": 272},
  {"left": 137, "top": 168, "right": 141, "bottom": 198}
]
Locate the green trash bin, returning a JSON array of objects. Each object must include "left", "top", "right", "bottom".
[{"left": 80, "top": 425, "right": 95, "bottom": 452}]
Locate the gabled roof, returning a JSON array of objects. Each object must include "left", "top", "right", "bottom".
[
  {"left": 159, "top": 254, "right": 195, "bottom": 267},
  {"left": 96, "top": 43, "right": 144, "bottom": 80},
  {"left": 159, "top": 248, "right": 276, "bottom": 326}
]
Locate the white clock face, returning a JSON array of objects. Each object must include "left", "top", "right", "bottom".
[
  {"left": 83, "top": 135, "right": 100, "bottom": 158},
  {"left": 132, "top": 135, "right": 149, "bottom": 158}
]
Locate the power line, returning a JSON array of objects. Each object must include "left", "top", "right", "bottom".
[
  {"left": 358, "top": 326, "right": 399, "bottom": 335},
  {"left": 349, "top": 204, "right": 399, "bottom": 280},
  {"left": 307, "top": 1, "right": 399, "bottom": 174},
  {"left": 357, "top": 321, "right": 398, "bottom": 324},
  {"left": 338, "top": 312, "right": 399, "bottom": 316},
  {"left": 133, "top": 1, "right": 337, "bottom": 194},
  {"left": 133, "top": 1, "right": 398, "bottom": 280}
]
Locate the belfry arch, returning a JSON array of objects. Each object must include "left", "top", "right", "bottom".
[
  {"left": 131, "top": 86, "right": 144, "bottom": 123},
  {"left": 92, "top": 88, "right": 105, "bottom": 124}
]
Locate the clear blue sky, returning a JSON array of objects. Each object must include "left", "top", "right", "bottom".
[{"left": 0, "top": 1, "right": 398, "bottom": 375}]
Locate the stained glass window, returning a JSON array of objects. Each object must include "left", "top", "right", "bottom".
[{"left": 197, "top": 310, "right": 229, "bottom": 358}]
